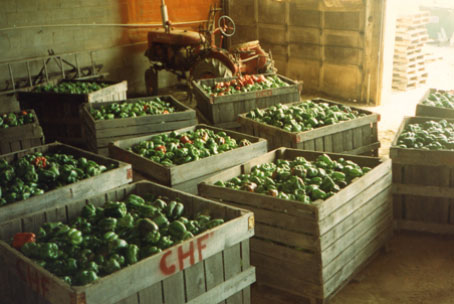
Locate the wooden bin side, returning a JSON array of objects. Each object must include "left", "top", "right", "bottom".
[
  {"left": 415, "top": 88, "right": 454, "bottom": 119},
  {"left": 0, "top": 142, "right": 132, "bottom": 224},
  {"left": 80, "top": 95, "right": 197, "bottom": 155},
  {"left": 199, "top": 148, "right": 392, "bottom": 301},
  {"left": 0, "top": 110, "right": 45, "bottom": 154},
  {"left": 108, "top": 124, "right": 268, "bottom": 186},
  {"left": 193, "top": 74, "right": 300, "bottom": 125},
  {"left": 16, "top": 80, "right": 127, "bottom": 145},
  {"left": 391, "top": 116, "right": 454, "bottom": 234},
  {"left": 238, "top": 99, "right": 380, "bottom": 156},
  {"left": 81, "top": 95, "right": 197, "bottom": 134},
  {"left": 0, "top": 181, "right": 255, "bottom": 304}
]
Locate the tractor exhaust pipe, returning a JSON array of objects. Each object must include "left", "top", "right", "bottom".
[{"left": 161, "top": 0, "right": 170, "bottom": 33}]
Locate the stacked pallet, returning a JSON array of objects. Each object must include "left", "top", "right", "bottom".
[{"left": 392, "top": 11, "right": 430, "bottom": 91}]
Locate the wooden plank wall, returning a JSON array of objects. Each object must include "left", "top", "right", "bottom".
[{"left": 226, "top": 0, "right": 385, "bottom": 105}]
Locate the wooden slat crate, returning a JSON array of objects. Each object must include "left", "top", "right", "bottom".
[
  {"left": 17, "top": 80, "right": 127, "bottom": 146},
  {"left": 0, "top": 142, "right": 132, "bottom": 302},
  {"left": 108, "top": 124, "right": 268, "bottom": 194},
  {"left": 81, "top": 96, "right": 197, "bottom": 156},
  {"left": 0, "top": 142, "right": 132, "bottom": 224},
  {"left": 238, "top": 99, "right": 380, "bottom": 156},
  {"left": 0, "top": 181, "right": 255, "bottom": 304},
  {"left": 195, "top": 106, "right": 242, "bottom": 131},
  {"left": 192, "top": 74, "right": 301, "bottom": 126},
  {"left": 0, "top": 109, "right": 45, "bottom": 155},
  {"left": 391, "top": 116, "right": 454, "bottom": 234},
  {"left": 415, "top": 89, "right": 454, "bottom": 119},
  {"left": 198, "top": 148, "right": 393, "bottom": 303}
]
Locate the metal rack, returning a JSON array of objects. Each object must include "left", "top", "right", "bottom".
[{"left": 0, "top": 49, "right": 106, "bottom": 96}]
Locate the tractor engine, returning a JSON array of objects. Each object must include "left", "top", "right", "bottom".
[{"left": 145, "top": 29, "right": 204, "bottom": 72}]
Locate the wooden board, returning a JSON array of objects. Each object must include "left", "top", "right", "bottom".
[
  {"left": 0, "top": 142, "right": 132, "bottom": 224},
  {"left": 81, "top": 95, "right": 197, "bottom": 155},
  {"left": 0, "top": 181, "right": 255, "bottom": 304},
  {"left": 192, "top": 74, "right": 301, "bottom": 125},
  {"left": 16, "top": 80, "right": 127, "bottom": 146},
  {"left": 238, "top": 98, "right": 380, "bottom": 156},
  {"left": 108, "top": 124, "right": 268, "bottom": 187},
  {"left": 390, "top": 116, "right": 454, "bottom": 233},
  {"left": 199, "top": 147, "right": 392, "bottom": 301},
  {"left": 415, "top": 88, "right": 454, "bottom": 119},
  {"left": 80, "top": 95, "right": 198, "bottom": 154},
  {"left": 0, "top": 109, "right": 45, "bottom": 155}
]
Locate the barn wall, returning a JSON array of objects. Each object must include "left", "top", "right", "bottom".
[{"left": 227, "top": 0, "right": 385, "bottom": 105}]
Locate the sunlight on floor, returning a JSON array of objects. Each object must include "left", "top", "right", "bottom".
[{"left": 360, "top": 45, "right": 454, "bottom": 158}]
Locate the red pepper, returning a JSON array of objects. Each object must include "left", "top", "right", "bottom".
[
  {"left": 217, "top": 137, "right": 225, "bottom": 145},
  {"left": 201, "top": 132, "right": 209, "bottom": 142},
  {"left": 162, "top": 110, "right": 169, "bottom": 114},
  {"left": 180, "top": 135, "right": 193, "bottom": 144},
  {"left": 12, "top": 232, "right": 36, "bottom": 249},
  {"left": 143, "top": 105, "right": 149, "bottom": 111},
  {"left": 34, "top": 156, "right": 47, "bottom": 168},
  {"left": 155, "top": 145, "right": 166, "bottom": 153}
]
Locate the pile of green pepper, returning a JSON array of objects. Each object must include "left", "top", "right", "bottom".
[
  {"left": 16, "top": 193, "right": 224, "bottom": 286},
  {"left": 201, "top": 74, "right": 289, "bottom": 97},
  {"left": 215, "top": 154, "right": 371, "bottom": 203},
  {"left": 0, "top": 110, "right": 35, "bottom": 128},
  {"left": 89, "top": 98, "right": 176, "bottom": 120},
  {"left": 129, "top": 128, "right": 252, "bottom": 166},
  {"left": 396, "top": 119, "right": 454, "bottom": 150},
  {"left": 33, "top": 81, "right": 109, "bottom": 94},
  {"left": 0, "top": 152, "right": 116, "bottom": 206},
  {"left": 245, "top": 101, "right": 367, "bottom": 132},
  {"left": 422, "top": 91, "right": 454, "bottom": 109}
]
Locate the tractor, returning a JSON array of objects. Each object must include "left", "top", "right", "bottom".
[{"left": 144, "top": 0, "right": 275, "bottom": 96}]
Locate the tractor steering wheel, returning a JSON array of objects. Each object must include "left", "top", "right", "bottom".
[{"left": 218, "top": 15, "right": 236, "bottom": 37}]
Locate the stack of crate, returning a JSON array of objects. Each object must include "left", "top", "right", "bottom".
[{"left": 392, "top": 11, "right": 430, "bottom": 91}]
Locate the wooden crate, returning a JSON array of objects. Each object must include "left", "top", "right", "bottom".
[
  {"left": 0, "top": 181, "right": 255, "bottom": 304},
  {"left": 192, "top": 74, "right": 301, "bottom": 126},
  {"left": 17, "top": 80, "right": 127, "bottom": 146},
  {"left": 195, "top": 106, "right": 242, "bottom": 131},
  {"left": 81, "top": 96, "right": 197, "bottom": 155},
  {"left": 0, "top": 142, "right": 132, "bottom": 224},
  {"left": 108, "top": 124, "right": 268, "bottom": 194},
  {"left": 0, "top": 109, "right": 45, "bottom": 155},
  {"left": 238, "top": 99, "right": 380, "bottom": 156},
  {"left": 391, "top": 116, "right": 454, "bottom": 234},
  {"left": 198, "top": 148, "right": 392, "bottom": 303},
  {"left": 415, "top": 89, "right": 454, "bottom": 119}
]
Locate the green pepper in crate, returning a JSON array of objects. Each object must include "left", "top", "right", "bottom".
[
  {"left": 12, "top": 192, "right": 226, "bottom": 286},
  {"left": 218, "top": 153, "right": 370, "bottom": 204}
]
